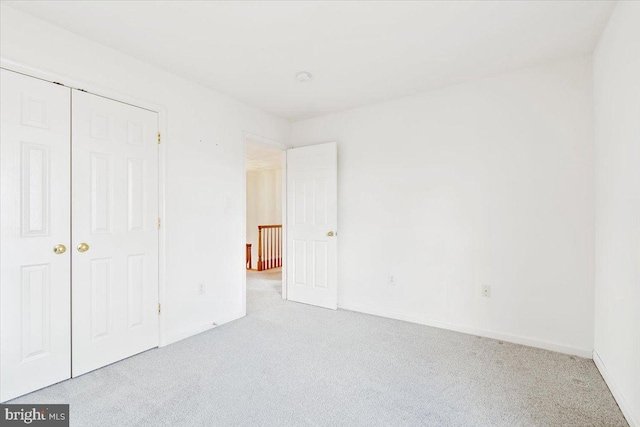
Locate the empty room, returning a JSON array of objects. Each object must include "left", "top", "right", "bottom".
[{"left": 0, "top": 1, "right": 638, "bottom": 426}]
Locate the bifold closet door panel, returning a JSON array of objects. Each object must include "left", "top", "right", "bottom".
[
  {"left": 0, "top": 69, "right": 71, "bottom": 402},
  {"left": 71, "top": 90, "right": 159, "bottom": 377}
]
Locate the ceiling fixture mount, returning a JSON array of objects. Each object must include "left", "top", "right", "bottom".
[{"left": 295, "top": 71, "right": 313, "bottom": 83}]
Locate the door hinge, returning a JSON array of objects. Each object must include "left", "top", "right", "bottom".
[
  {"left": 158, "top": 303, "right": 161, "bottom": 314},
  {"left": 158, "top": 218, "right": 161, "bottom": 229},
  {"left": 157, "top": 132, "right": 161, "bottom": 144}
]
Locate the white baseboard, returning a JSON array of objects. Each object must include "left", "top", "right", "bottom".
[
  {"left": 338, "top": 302, "right": 593, "bottom": 358},
  {"left": 593, "top": 350, "right": 639, "bottom": 427},
  {"left": 164, "top": 311, "right": 245, "bottom": 346}
]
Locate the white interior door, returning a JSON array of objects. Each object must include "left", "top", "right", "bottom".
[
  {"left": 286, "top": 142, "right": 337, "bottom": 309},
  {"left": 0, "top": 69, "right": 71, "bottom": 401},
  {"left": 71, "top": 90, "right": 158, "bottom": 376}
]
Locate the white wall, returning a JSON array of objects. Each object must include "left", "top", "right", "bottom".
[
  {"left": 246, "top": 169, "right": 282, "bottom": 268},
  {"left": 0, "top": 5, "right": 290, "bottom": 344},
  {"left": 291, "top": 57, "right": 595, "bottom": 357},
  {"left": 593, "top": 2, "right": 640, "bottom": 425}
]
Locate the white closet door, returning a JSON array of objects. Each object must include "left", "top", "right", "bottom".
[
  {"left": 0, "top": 69, "right": 71, "bottom": 401},
  {"left": 71, "top": 90, "right": 158, "bottom": 376},
  {"left": 286, "top": 142, "right": 338, "bottom": 309}
]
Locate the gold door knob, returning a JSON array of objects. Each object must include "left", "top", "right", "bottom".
[
  {"left": 327, "top": 231, "right": 334, "bottom": 237},
  {"left": 77, "top": 242, "right": 90, "bottom": 253},
  {"left": 53, "top": 244, "right": 67, "bottom": 255}
]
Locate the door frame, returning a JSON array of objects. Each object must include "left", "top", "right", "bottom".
[
  {"left": 242, "top": 131, "right": 288, "bottom": 311},
  {"left": 0, "top": 58, "right": 170, "bottom": 347}
]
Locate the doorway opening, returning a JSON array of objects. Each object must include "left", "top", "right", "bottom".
[{"left": 245, "top": 136, "right": 286, "bottom": 309}]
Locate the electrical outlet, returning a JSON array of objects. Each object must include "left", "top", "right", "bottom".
[
  {"left": 198, "top": 282, "right": 206, "bottom": 295},
  {"left": 388, "top": 275, "right": 396, "bottom": 286},
  {"left": 482, "top": 285, "right": 491, "bottom": 297}
]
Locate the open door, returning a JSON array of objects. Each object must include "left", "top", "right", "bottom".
[{"left": 286, "top": 142, "right": 337, "bottom": 309}]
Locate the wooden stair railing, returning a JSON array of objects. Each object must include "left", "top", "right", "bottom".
[
  {"left": 246, "top": 243, "right": 252, "bottom": 270},
  {"left": 258, "top": 224, "right": 282, "bottom": 271}
]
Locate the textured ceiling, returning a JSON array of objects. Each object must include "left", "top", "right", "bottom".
[{"left": 246, "top": 140, "right": 282, "bottom": 171}]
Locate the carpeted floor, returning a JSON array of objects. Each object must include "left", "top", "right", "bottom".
[{"left": 10, "top": 268, "right": 628, "bottom": 426}]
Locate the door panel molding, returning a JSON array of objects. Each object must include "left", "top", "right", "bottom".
[
  {"left": 1, "top": 63, "right": 168, "bottom": 400},
  {"left": 1, "top": 68, "right": 71, "bottom": 402},
  {"left": 286, "top": 142, "right": 338, "bottom": 310},
  {"left": 71, "top": 89, "right": 159, "bottom": 377},
  {"left": 1, "top": 59, "right": 169, "bottom": 348}
]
